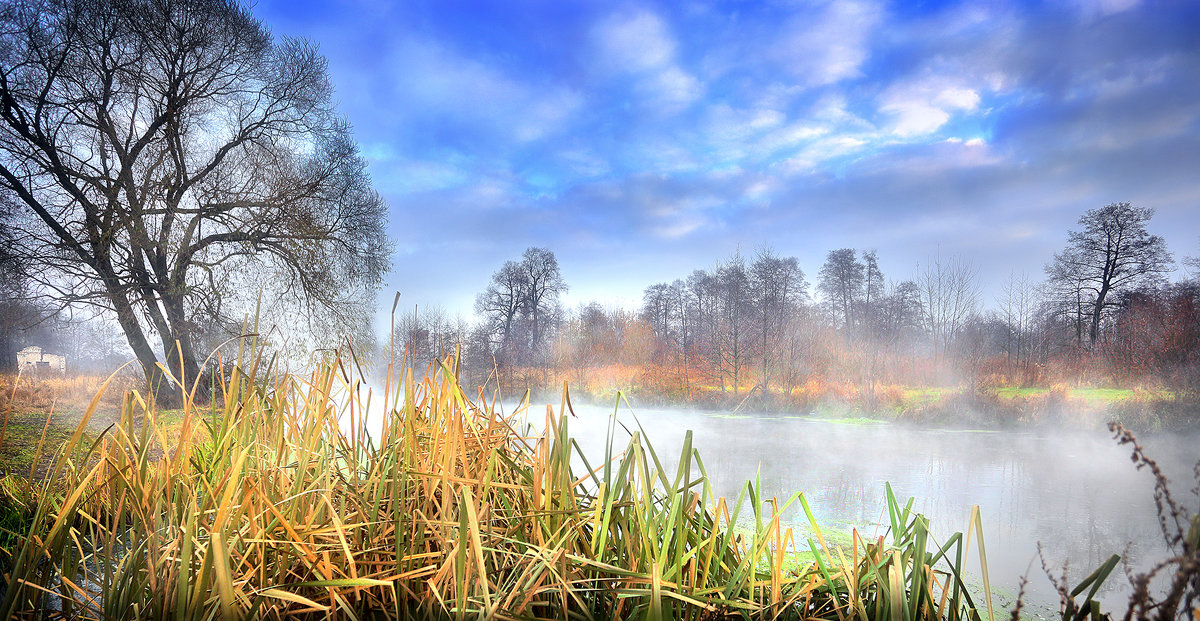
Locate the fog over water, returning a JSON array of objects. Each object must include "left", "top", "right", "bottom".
[{"left": 508, "top": 401, "right": 1200, "bottom": 612}]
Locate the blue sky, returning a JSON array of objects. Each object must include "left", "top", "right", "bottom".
[{"left": 258, "top": 0, "right": 1200, "bottom": 321}]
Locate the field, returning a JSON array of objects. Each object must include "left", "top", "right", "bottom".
[{"left": 0, "top": 373, "right": 189, "bottom": 477}]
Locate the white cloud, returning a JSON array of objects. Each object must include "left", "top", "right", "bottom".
[
  {"left": 743, "top": 180, "right": 774, "bottom": 202},
  {"left": 515, "top": 89, "right": 584, "bottom": 142},
  {"left": 592, "top": 10, "right": 703, "bottom": 112},
  {"left": 642, "top": 66, "right": 703, "bottom": 109},
  {"left": 651, "top": 216, "right": 707, "bottom": 239},
  {"left": 388, "top": 160, "right": 469, "bottom": 193},
  {"left": 934, "top": 87, "right": 981, "bottom": 111},
  {"left": 878, "top": 78, "right": 983, "bottom": 136},
  {"left": 777, "top": 135, "right": 868, "bottom": 174},
  {"left": 556, "top": 149, "right": 611, "bottom": 178},
  {"left": 775, "top": 0, "right": 882, "bottom": 87},
  {"left": 701, "top": 104, "right": 787, "bottom": 160},
  {"left": 887, "top": 105, "right": 951, "bottom": 136},
  {"left": 1070, "top": 0, "right": 1141, "bottom": 19}
]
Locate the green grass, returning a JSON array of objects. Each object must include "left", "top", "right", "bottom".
[
  {"left": 0, "top": 406, "right": 97, "bottom": 478},
  {"left": 900, "top": 387, "right": 959, "bottom": 403},
  {"left": 990, "top": 386, "right": 1174, "bottom": 406}
]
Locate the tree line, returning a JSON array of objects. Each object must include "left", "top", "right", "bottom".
[{"left": 392, "top": 202, "right": 1198, "bottom": 399}]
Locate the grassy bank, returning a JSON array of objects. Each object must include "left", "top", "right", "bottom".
[
  {"left": 0, "top": 355, "right": 1023, "bottom": 620},
  {"left": 0, "top": 372, "right": 188, "bottom": 477},
  {"left": 501, "top": 366, "right": 1198, "bottom": 430}
]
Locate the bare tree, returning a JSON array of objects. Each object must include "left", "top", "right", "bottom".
[
  {"left": 715, "top": 253, "right": 751, "bottom": 394},
  {"left": 918, "top": 254, "right": 980, "bottom": 363},
  {"left": 997, "top": 271, "right": 1040, "bottom": 381},
  {"left": 0, "top": 0, "right": 390, "bottom": 397},
  {"left": 640, "top": 283, "right": 673, "bottom": 344},
  {"left": 0, "top": 197, "right": 35, "bottom": 369},
  {"left": 749, "top": 248, "right": 807, "bottom": 393},
  {"left": 519, "top": 247, "right": 567, "bottom": 355},
  {"left": 475, "top": 260, "right": 526, "bottom": 354},
  {"left": 1046, "top": 202, "right": 1172, "bottom": 347},
  {"left": 474, "top": 247, "right": 566, "bottom": 366},
  {"left": 860, "top": 250, "right": 885, "bottom": 337},
  {"left": 1185, "top": 242, "right": 1200, "bottom": 282},
  {"left": 391, "top": 304, "right": 458, "bottom": 372},
  {"left": 878, "top": 279, "right": 923, "bottom": 346},
  {"left": 818, "top": 248, "right": 865, "bottom": 331}
]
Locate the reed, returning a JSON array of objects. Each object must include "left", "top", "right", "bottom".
[{"left": 0, "top": 352, "right": 1009, "bottom": 620}]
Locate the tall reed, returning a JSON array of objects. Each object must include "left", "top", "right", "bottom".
[{"left": 0, "top": 352, "right": 1005, "bottom": 620}]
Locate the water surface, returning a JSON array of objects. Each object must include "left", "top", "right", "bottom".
[{"left": 515, "top": 401, "right": 1200, "bottom": 613}]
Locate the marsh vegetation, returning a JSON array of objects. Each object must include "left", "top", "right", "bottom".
[{"left": 0, "top": 353, "right": 1194, "bottom": 619}]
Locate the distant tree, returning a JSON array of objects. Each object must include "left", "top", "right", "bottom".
[
  {"left": 57, "top": 312, "right": 132, "bottom": 373},
  {"left": 878, "top": 280, "right": 923, "bottom": 345},
  {"left": 818, "top": 249, "right": 865, "bottom": 331},
  {"left": 0, "top": 197, "right": 41, "bottom": 370},
  {"left": 621, "top": 317, "right": 656, "bottom": 369},
  {"left": 686, "top": 269, "right": 720, "bottom": 386},
  {"left": 474, "top": 247, "right": 566, "bottom": 365},
  {"left": 715, "top": 254, "right": 752, "bottom": 394},
  {"left": 1184, "top": 242, "right": 1200, "bottom": 283},
  {"left": 918, "top": 254, "right": 980, "bottom": 363},
  {"left": 640, "top": 283, "right": 673, "bottom": 344},
  {"left": 665, "top": 279, "right": 692, "bottom": 369},
  {"left": 1045, "top": 202, "right": 1172, "bottom": 347},
  {"left": 1156, "top": 283, "right": 1200, "bottom": 391},
  {"left": 476, "top": 261, "right": 526, "bottom": 353},
  {"left": 1042, "top": 246, "right": 1092, "bottom": 347},
  {"left": 391, "top": 304, "right": 459, "bottom": 372},
  {"left": 997, "top": 271, "right": 1041, "bottom": 381},
  {"left": 0, "top": 0, "right": 390, "bottom": 397},
  {"left": 748, "top": 248, "right": 807, "bottom": 392},
  {"left": 573, "top": 302, "right": 619, "bottom": 364},
  {"left": 859, "top": 251, "right": 885, "bottom": 336},
  {"left": 518, "top": 247, "right": 567, "bottom": 353}
]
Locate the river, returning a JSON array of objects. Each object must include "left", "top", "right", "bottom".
[{"left": 510, "top": 400, "right": 1200, "bottom": 615}]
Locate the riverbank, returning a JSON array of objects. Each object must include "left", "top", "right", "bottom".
[
  {"left": 5, "top": 360, "right": 1186, "bottom": 619},
  {"left": 494, "top": 366, "right": 1199, "bottom": 431}
]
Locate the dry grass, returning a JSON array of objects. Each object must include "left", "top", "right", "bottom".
[{"left": 0, "top": 350, "right": 1012, "bottom": 620}]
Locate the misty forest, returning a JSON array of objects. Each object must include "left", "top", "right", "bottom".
[{"left": 0, "top": 0, "right": 1197, "bottom": 619}]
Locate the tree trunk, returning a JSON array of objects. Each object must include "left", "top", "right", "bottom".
[
  {"left": 109, "top": 290, "right": 179, "bottom": 407},
  {"left": 159, "top": 290, "right": 211, "bottom": 403},
  {"left": 1090, "top": 282, "right": 1111, "bottom": 347}
]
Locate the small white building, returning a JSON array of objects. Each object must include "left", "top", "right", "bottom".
[{"left": 16, "top": 346, "right": 67, "bottom": 374}]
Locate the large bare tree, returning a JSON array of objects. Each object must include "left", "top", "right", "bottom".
[
  {"left": 0, "top": 0, "right": 389, "bottom": 397},
  {"left": 1046, "top": 202, "right": 1172, "bottom": 347},
  {"left": 475, "top": 247, "right": 566, "bottom": 364}
]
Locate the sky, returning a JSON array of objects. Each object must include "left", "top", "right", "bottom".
[{"left": 256, "top": 0, "right": 1200, "bottom": 325}]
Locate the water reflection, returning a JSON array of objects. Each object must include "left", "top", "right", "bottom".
[{"left": 524, "top": 402, "right": 1199, "bottom": 611}]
